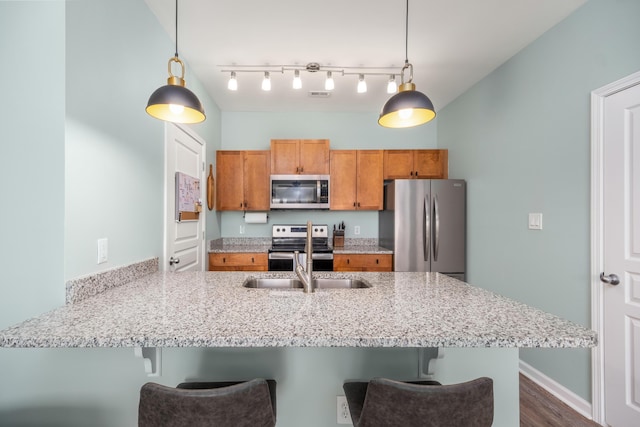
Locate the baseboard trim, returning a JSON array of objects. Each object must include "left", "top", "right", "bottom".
[{"left": 519, "top": 360, "right": 593, "bottom": 420}]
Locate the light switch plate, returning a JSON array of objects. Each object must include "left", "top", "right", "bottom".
[
  {"left": 528, "top": 213, "right": 543, "bottom": 230},
  {"left": 97, "top": 238, "right": 108, "bottom": 264}
]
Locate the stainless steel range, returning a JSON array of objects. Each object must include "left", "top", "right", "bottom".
[{"left": 268, "top": 224, "right": 334, "bottom": 271}]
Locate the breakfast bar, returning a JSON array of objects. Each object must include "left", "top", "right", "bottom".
[{"left": 0, "top": 270, "right": 596, "bottom": 426}]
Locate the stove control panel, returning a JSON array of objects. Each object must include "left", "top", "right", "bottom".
[{"left": 272, "top": 224, "right": 328, "bottom": 238}]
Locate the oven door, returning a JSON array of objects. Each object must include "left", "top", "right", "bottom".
[
  {"left": 268, "top": 252, "right": 334, "bottom": 272},
  {"left": 268, "top": 252, "right": 295, "bottom": 271}
]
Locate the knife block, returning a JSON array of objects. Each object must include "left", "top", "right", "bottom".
[{"left": 333, "top": 231, "right": 344, "bottom": 248}]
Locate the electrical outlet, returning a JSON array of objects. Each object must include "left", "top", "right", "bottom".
[
  {"left": 239, "top": 225, "right": 245, "bottom": 234},
  {"left": 354, "top": 226, "right": 360, "bottom": 235},
  {"left": 97, "top": 238, "right": 108, "bottom": 264},
  {"left": 337, "top": 396, "right": 351, "bottom": 424}
]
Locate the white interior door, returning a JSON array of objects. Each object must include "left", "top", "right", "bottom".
[
  {"left": 164, "top": 123, "right": 206, "bottom": 272},
  {"left": 601, "top": 78, "right": 640, "bottom": 426}
]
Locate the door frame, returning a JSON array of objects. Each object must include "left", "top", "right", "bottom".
[
  {"left": 590, "top": 69, "right": 640, "bottom": 424},
  {"left": 163, "top": 123, "right": 207, "bottom": 271}
]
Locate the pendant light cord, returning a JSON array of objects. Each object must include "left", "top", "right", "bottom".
[
  {"left": 404, "top": 0, "right": 409, "bottom": 64},
  {"left": 174, "top": 0, "right": 179, "bottom": 58}
]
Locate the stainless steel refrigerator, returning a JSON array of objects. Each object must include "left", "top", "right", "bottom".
[{"left": 379, "top": 179, "right": 466, "bottom": 280}]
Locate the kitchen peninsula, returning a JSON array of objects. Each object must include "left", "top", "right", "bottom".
[{"left": 0, "top": 267, "right": 596, "bottom": 426}]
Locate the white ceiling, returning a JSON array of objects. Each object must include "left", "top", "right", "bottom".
[{"left": 144, "top": 0, "right": 586, "bottom": 114}]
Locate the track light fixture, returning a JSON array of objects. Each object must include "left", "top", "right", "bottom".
[
  {"left": 292, "top": 70, "right": 302, "bottom": 89},
  {"left": 378, "top": 0, "right": 435, "bottom": 128},
  {"left": 228, "top": 71, "right": 238, "bottom": 91},
  {"left": 387, "top": 75, "right": 397, "bottom": 94},
  {"left": 357, "top": 74, "right": 367, "bottom": 93},
  {"left": 325, "top": 71, "right": 335, "bottom": 91},
  {"left": 221, "top": 62, "right": 400, "bottom": 96},
  {"left": 262, "top": 72, "right": 271, "bottom": 91},
  {"left": 146, "top": 0, "right": 205, "bottom": 124}
]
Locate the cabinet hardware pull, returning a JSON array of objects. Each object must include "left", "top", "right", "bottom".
[
  {"left": 347, "top": 259, "right": 350, "bottom": 264},
  {"left": 251, "top": 257, "right": 254, "bottom": 263},
  {"left": 353, "top": 202, "right": 356, "bottom": 207},
  {"left": 410, "top": 171, "right": 413, "bottom": 176},
  {"left": 223, "top": 257, "right": 226, "bottom": 263},
  {"left": 376, "top": 259, "right": 379, "bottom": 264},
  {"left": 357, "top": 202, "right": 360, "bottom": 207},
  {"left": 300, "top": 166, "right": 303, "bottom": 172}
]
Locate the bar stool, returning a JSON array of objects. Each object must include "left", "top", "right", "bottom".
[
  {"left": 343, "top": 377, "right": 493, "bottom": 427},
  {"left": 138, "top": 378, "right": 276, "bottom": 427}
]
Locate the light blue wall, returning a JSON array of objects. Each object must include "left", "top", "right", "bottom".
[
  {"left": 438, "top": 0, "right": 640, "bottom": 401},
  {"left": 65, "top": 0, "right": 222, "bottom": 279},
  {"left": 1, "top": 1, "right": 222, "bottom": 425},
  {"left": 219, "top": 111, "right": 438, "bottom": 237}
]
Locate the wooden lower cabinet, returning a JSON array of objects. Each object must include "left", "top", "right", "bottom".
[
  {"left": 208, "top": 253, "right": 268, "bottom": 271},
  {"left": 333, "top": 254, "right": 393, "bottom": 272}
]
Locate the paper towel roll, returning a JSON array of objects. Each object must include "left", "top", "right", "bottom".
[{"left": 244, "top": 212, "right": 268, "bottom": 224}]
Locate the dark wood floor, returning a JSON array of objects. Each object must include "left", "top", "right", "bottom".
[{"left": 520, "top": 374, "right": 601, "bottom": 426}]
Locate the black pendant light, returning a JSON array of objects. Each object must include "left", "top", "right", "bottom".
[
  {"left": 378, "top": 0, "right": 435, "bottom": 128},
  {"left": 146, "top": 0, "right": 205, "bottom": 124}
]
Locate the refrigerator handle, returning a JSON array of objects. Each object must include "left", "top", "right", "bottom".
[
  {"left": 433, "top": 195, "right": 440, "bottom": 261},
  {"left": 424, "top": 195, "right": 430, "bottom": 262}
]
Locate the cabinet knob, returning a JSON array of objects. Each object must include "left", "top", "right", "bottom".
[
  {"left": 353, "top": 202, "right": 356, "bottom": 207},
  {"left": 410, "top": 171, "right": 414, "bottom": 176},
  {"left": 347, "top": 259, "right": 350, "bottom": 264},
  {"left": 357, "top": 202, "right": 361, "bottom": 207},
  {"left": 251, "top": 257, "right": 255, "bottom": 263},
  {"left": 223, "top": 257, "right": 226, "bottom": 263},
  {"left": 376, "top": 259, "right": 379, "bottom": 264}
]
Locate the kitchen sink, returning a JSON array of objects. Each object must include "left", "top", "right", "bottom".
[{"left": 243, "top": 277, "right": 370, "bottom": 289}]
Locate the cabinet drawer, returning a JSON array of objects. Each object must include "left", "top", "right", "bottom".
[
  {"left": 334, "top": 254, "right": 392, "bottom": 271},
  {"left": 208, "top": 253, "right": 268, "bottom": 271}
]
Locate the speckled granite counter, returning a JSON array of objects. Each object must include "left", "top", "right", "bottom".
[
  {"left": 0, "top": 271, "right": 596, "bottom": 349},
  {"left": 208, "top": 238, "right": 271, "bottom": 253}
]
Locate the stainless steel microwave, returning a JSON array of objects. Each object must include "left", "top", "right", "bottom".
[{"left": 270, "top": 175, "right": 330, "bottom": 209}]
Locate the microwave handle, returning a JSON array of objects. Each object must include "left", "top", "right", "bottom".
[{"left": 317, "top": 180, "right": 321, "bottom": 201}]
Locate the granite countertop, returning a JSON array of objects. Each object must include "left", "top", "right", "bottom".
[
  {"left": 0, "top": 271, "right": 597, "bottom": 349},
  {"left": 208, "top": 238, "right": 393, "bottom": 255}
]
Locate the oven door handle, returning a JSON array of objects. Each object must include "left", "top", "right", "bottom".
[
  {"left": 268, "top": 253, "right": 296, "bottom": 260},
  {"left": 311, "top": 253, "right": 334, "bottom": 260}
]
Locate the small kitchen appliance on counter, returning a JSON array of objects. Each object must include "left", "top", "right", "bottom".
[{"left": 268, "top": 224, "right": 333, "bottom": 271}]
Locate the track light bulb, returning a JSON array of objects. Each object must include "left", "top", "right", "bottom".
[
  {"left": 325, "top": 71, "right": 335, "bottom": 91},
  {"left": 292, "top": 70, "right": 302, "bottom": 89},
  {"left": 387, "top": 75, "right": 397, "bottom": 94},
  {"left": 228, "top": 71, "right": 238, "bottom": 91},
  {"left": 262, "top": 72, "right": 271, "bottom": 91},
  {"left": 357, "top": 74, "right": 367, "bottom": 93}
]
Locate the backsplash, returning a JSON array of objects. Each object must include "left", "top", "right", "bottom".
[{"left": 65, "top": 258, "right": 158, "bottom": 304}]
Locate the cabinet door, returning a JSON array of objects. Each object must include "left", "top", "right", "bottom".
[
  {"left": 358, "top": 254, "right": 392, "bottom": 271},
  {"left": 270, "top": 139, "right": 299, "bottom": 174},
  {"left": 356, "top": 150, "right": 383, "bottom": 210},
  {"left": 333, "top": 254, "right": 359, "bottom": 271},
  {"left": 330, "top": 150, "right": 357, "bottom": 210},
  {"left": 383, "top": 150, "right": 414, "bottom": 179},
  {"left": 299, "top": 139, "right": 330, "bottom": 174},
  {"left": 216, "top": 151, "right": 244, "bottom": 211},
  {"left": 243, "top": 150, "right": 270, "bottom": 210},
  {"left": 333, "top": 254, "right": 393, "bottom": 271},
  {"left": 414, "top": 149, "right": 448, "bottom": 179},
  {"left": 209, "top": 253, "right": 268, "bottom": 271}
]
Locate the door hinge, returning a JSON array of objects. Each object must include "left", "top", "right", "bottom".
[{"left": 202, "top": 161, "right": 205, "bottom": 172}]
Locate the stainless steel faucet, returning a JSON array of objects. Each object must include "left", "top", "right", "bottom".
[{"left": 295, "top": 220, "right": 314, "bottom": 293}]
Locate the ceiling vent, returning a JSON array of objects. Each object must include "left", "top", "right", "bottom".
[{"left": 308, "top": 91, "right": 331, "bottom": 98}]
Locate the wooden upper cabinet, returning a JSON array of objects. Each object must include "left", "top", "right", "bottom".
[
  {"left": 383, "top": 149, "right": 448, "bottom": 179},
  {"left": 243, "top": 150, "right": 271, "bottom": 211},
  {"left": 216, "top": 150, "right": 270, "bottom": 211},
  {"left": 330, "top": 150, "right": 383, "bottom": 211},
  {"left": 271, "top": 139, "right": 330, "bottom": 174},
  {"left": 216, "top": 151, "right": 244, "bottom": 210}
]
